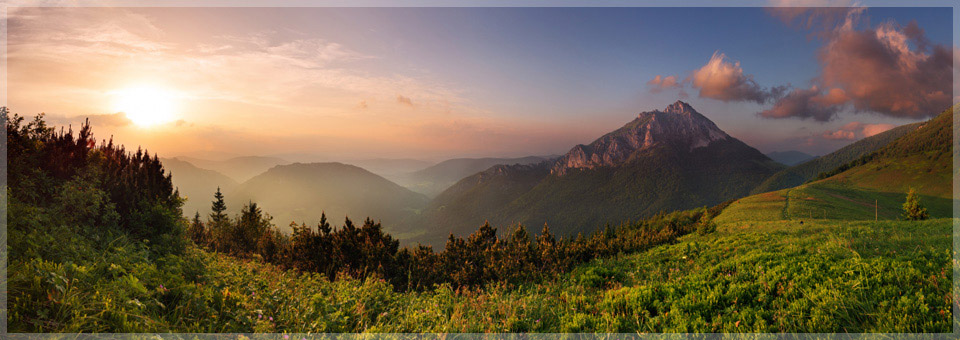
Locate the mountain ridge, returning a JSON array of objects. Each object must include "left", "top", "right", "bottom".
[{"left": 411, "top": 101, "right": 783, "bottom": 246}]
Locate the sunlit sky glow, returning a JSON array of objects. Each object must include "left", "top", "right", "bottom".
[{"left": 4, "top": 6, "right": 956, "bottom": 161}]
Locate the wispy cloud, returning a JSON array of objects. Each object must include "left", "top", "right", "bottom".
[
  {"left": 396, "top": 95, "right": 414, "bottom": 106},
  {"left": 646, "top": 75, "right": 680, "bottom": 93}
]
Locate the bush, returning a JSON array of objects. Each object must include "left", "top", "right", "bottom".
[{"left": 696, "top": 210, "right": 717, "bottom": 235}]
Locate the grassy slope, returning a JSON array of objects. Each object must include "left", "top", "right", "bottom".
[
  {"left": 720, "top": 106, "right": 953, "bottom": 225},
  {"left": 750, "top": 122, "right": 920, "bottom": 195}
]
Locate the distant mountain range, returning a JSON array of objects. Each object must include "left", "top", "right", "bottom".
[
  {"left": 409, "top": 101, "right": 784, "bottom": 246},
  {"left": 765, "top": 151, "right": 816, "bottom": 166},
  {"left": 393, "top": 156, "right": 553, "bottom": 197},
  {"left": 343, "top": 158, "right": 435, "bottom": 182},
  {"left": 160, "top": 157, "right": 239, "bottom": 216},
  {"left": 225, "top": 162, "right": 430, "bottom": 236},
  {"left": 178, "top": 156, "right": 290, "bottom": 183},
  {"left": 157, "top": 100, "right": 943, "bottom": 248}
]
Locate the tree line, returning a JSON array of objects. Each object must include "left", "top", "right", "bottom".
[
  {"left": 188, "top": 187, "right": 723, "bottom": 291},
  {"left": 6, "top": 110, "right": 186, "bottom": 252}
]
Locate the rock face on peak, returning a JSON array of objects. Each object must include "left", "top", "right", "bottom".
[
  {"left": 408, "top": 101, "right": 784, "bottom": 247},
  {"left": 552, "top": 101, "right": 730, "bottom": 175}
]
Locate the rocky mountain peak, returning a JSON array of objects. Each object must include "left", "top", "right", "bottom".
[
  {"left": 551, "top": 101, "right": 732, "bottom": 175},
  {"left": 663, "top": 100, "right": 696, "bottom": 115}
]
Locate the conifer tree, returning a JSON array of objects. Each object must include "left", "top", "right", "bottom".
[
  {"left": 210, "top": 187, "right": 228, "bottom": 224},
  {"left": 902, "top": 188, "right": 929, "bottom": 220},
  {"left": 188, "top": 211, "right": 205, "bottom": 244}
]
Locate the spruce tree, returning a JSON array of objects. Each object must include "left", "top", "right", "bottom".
[
  {"left": 902, "top": 188, "right": 929, "bottom": 220},
  {"left": 188, "top": 211, "right": 205, "bottom": 244},
  {"left": 210, "top": 187, "right": 227, "bottom": 224}
]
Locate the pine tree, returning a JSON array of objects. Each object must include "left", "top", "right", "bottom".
[
  {"left": 188, "top": 211, "right": 205, "bottom": 244},
  {"left": 208, "top": 187, "right": 230, "bottom": 252},
  {"left": 902, "top": 188, "right": 929, "bottom": 220},
  {"left": 210, "top": 187, "right": 227, "bottom": 224}
]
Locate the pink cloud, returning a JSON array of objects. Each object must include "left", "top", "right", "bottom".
[
  {"left": 861, "top": 123, "right": 895, "bottom": 137},
  {"left": 763, "top": 8, "right": 953, "bottom": 120},
  {"left": 822, "top": 129, "right": 856, "bottom": 140},
  {"left": 646, "top": 75, "right": 680, "bottom": 93},
  {"left": 820, "top": 120, "right": 896, "bottom": 141},
  {"left": 689, "top": 51, "right": 776, "bottom": 104}
]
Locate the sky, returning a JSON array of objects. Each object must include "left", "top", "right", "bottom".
[{"left": 3, "top": 5, "right": 956, "bottom": 161}]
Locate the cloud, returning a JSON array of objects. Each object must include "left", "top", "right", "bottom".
[
  {"left": 763, "top": 7, "right": 953, "bottom": 120},
  {"left": 861, "top": 123, "right": 895, "bottom": 137},
  {"left": 689, "top": 51, "right": 782, "bottom": 104},
  {"left": 396, "top": 95, "right": 414, "bottom": 106},
  {"left": 817, "top": 20, "right": 953, "bottom": 118},
  {"left": 766, "top": 4, "right": 864, "bottom": 37},
  {"left": 759, "top": 86, "right": 843, "bottom": 121},
  {"left": 646, "top": 75, "right": 681, "bottom": 93},
  {"left": 62, "top": 112, "right": 133, "bottom": 127},
  {"left": 821, "top": 121, "right": 896, "bottom": 140},
  {"left": 822, "top": 129, "right": 856, "bottom": 140}
]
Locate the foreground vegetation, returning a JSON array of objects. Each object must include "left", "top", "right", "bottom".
[{"left": 11, "top": 215, "right": 952, "bottom": 332}]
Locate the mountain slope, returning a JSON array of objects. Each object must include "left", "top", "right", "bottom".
[
  {"left": 765, "top": 150, "right": 815, "bottom": 166},
  {"left": 395, "top": 156, "right": 551, "bottom": 197},
  {"left": 344, "top": 158, "right": 435, "bottom": 182},
  {"left": 227, "top": 162, "right": 429, "bottom": 236},
  {"left": 179, "top": 156, "right": 290, "bottom": 183},
  {"left": 413, "top": 101, "right": 783, "bottom": 245},
  {"left": 717, "top": 106, "right": 953, "bottom": 224},
  {"left": 160, "top": 157, "right": 239, "bottom": 216},
  {"left": 750, "top": 122, "right": 920, "bottom": 194}
]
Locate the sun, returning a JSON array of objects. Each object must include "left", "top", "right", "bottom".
[{"left": 111, "top": 86, "right": 179, "bottom": 127}]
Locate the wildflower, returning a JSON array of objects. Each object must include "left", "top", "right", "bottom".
[
  {"left": 258, "top": 314, "right": 263, "bottom": 319},
  {"left": 283, "top": 335, "right": 289, "bottom": 339},
  {"left": 536, "top": 319, "right": 541, "bottom": 323},
  {"left": 269, "top": 316, "right": 274, "bottom": 321}
]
